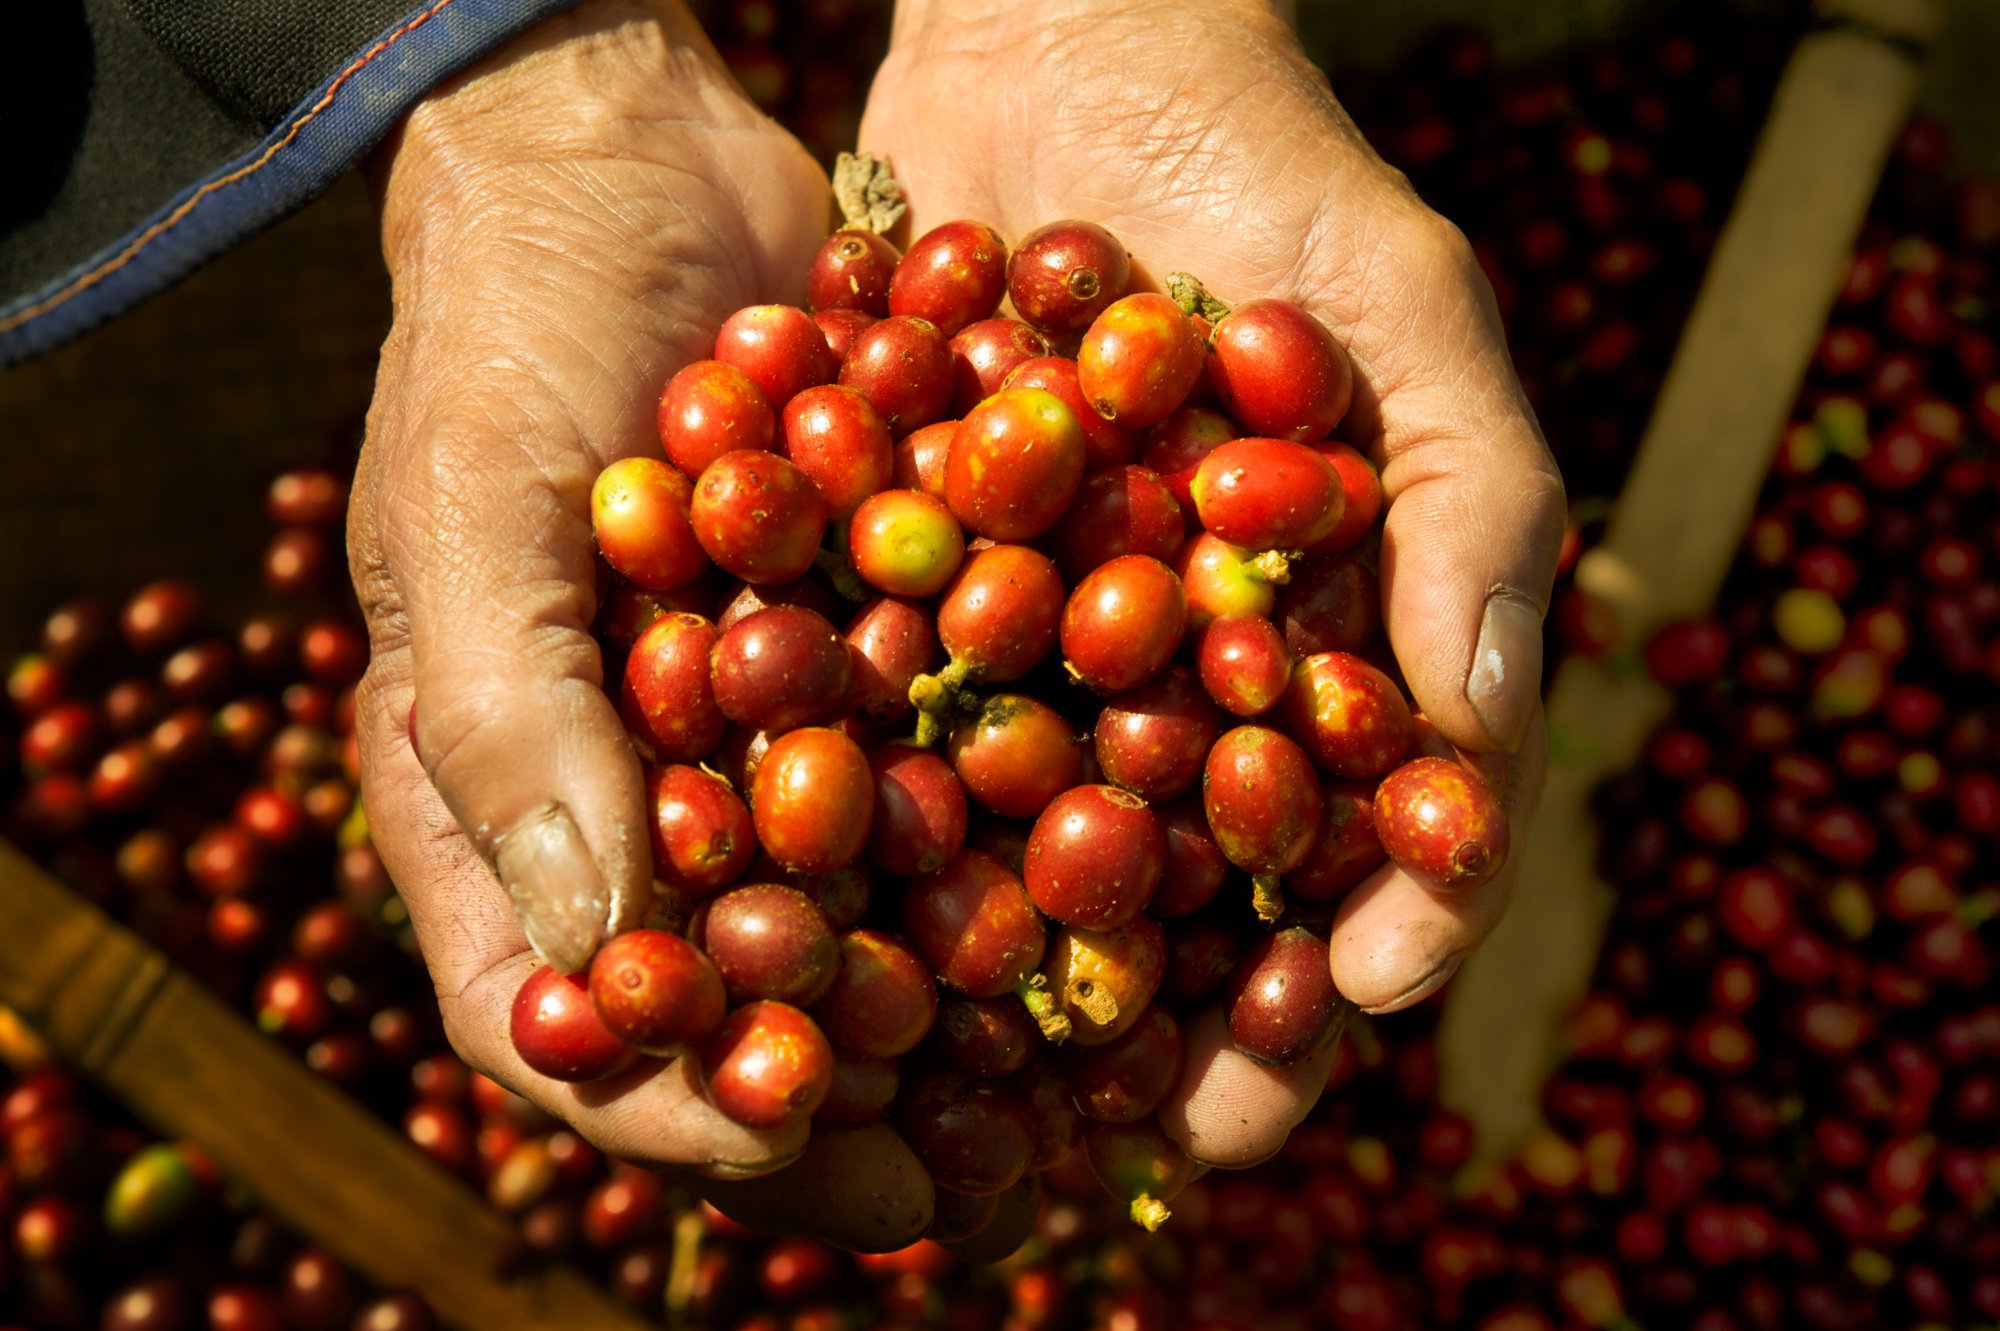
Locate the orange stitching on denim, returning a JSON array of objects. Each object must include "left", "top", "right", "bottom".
[{"left": 0, "top": 0, "right": 461, "bottom": 335}]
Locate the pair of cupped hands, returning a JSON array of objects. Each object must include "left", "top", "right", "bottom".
[{"left": 352, "top": 0, "right": 1565, "bottom": 1254}]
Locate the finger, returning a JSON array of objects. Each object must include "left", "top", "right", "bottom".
[
  {"left": 936, "top": 1170, "right": 1040, "bottom": 1264},
  {"left": 380, "top": 387, "right": 653, "bottom": 973},
  {"left": 1157, "top": 1006, "right": 1340, "bottom": 1168},
  {"left": 1356, "top": 221, "right": 1567, "bottom": 756},
  {"left": 354, "top": 643, "right": 807, "bottom": 1176},
  {"left": 693, "top": 1124, "right": 936, "bottom": 1253},
  {"left": 1327, "top": 706, "right": 1548, "bottom": 1011}
]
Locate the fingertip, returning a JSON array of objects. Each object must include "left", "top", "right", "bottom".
[{"left": 1158, "top": 1008, "right": 1333, "bottom": 1168}]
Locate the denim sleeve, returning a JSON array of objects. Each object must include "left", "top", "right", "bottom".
[{"left": 0, "top": 0, "right": 585, "bottom": 367}]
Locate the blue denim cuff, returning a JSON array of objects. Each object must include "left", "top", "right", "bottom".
[{"left": 0, "top": 0, "right": 585, "bottom": 366}]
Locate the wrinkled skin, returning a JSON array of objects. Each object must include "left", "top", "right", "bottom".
[{"left": 348, "top": 0, "right": 1561, "bottom": 1254}]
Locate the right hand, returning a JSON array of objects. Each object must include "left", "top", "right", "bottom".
[{"left": 350, "top": 0, "right": 936, "bottom": 1250}]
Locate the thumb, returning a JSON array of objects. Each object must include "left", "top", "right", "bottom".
[
  {"left": 391, "top": 401, "right": 651, "bottom": 972},
  {"left": 1361, "top": 224, "right": 1567, "bottom": 754}
]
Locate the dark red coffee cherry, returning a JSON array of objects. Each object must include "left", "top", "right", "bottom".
[
  {"left": 1374, "top": 756, "right": 1509, "bottom": 891},
  {"left": 711, "top": 605, "right": 851, "bottom": 732},
  {"left": 696, "top": 883, "right": 839, "bottom": 1005},
  {"left": 1207, "top": 298, "right": 1353, "bottom": 442},
  {"left": 806, "top": 229, "right": 901, "bottom": 315},
  {"left": 1024, "top": 784, "right": 1166, "bottom": 929},
  {"left": 714, "top": 305, "right": 838, "bottom": 410},
  {"left": 1285, "top": 781, "right": 1385, "bottom": 901},
  {"left": 1203, "top": 725, "right": 1324, "bottom": 920},
  {"left": 646, "top": 763, "right": 753, "bottom": 896},
  {"left": 866, "top": 744, "right": 968, "bottom": 877},
  {"left": 778, "top": 384, "right": 894, "bottom": 519},
  {"left": 1049, "top": 465, "right": 1187, "bottom": 581},
  {"left": 1224, "top": 927, "right": 1346, "bottom": 1065},
  {"left": 811, "top": 928, "right": 937, "bottom": 1060},
  {"left": 1066, "top": 1005, "right": 1183, "bottom": 1122},
  {"left": 690, "top": 450, "right": 828, "bottom": 585},
  {"left": 838, "top": 316, "right": 956, "bottom": 437},
  {"left": 888, "top": 220, "right": 1009, "bottom": 336},
  {"left": 897, "top": 1071, "right": 1035, "bottom": 1195},
  {"left": 944, "top": 388, "right": 1086, "bottom": 542},
  {"left": 657, "top": 360, "right": 776, "bottom": 479},
  {"left": 620, "top": 613, "right": 728, "bottom": 764},
  {"left": 1061, "top": 555, "right": 1186, "bottom": 694},
  {"left": 950, "top": 318, "right": 1050, "bottom": 414},
  {"left": 1006, "top": 219, "right": 1131, "bottom": 332},
  {"left": 1190, "top": 438, "right": 1345, "bottom": 552},
  {"left": 1282, "top": 651, "right": 1414, "bottom": 779},
  {"left": 701, "top": 1001, "right": 834, "bottom": 1128},
  {"left": 511, "top": 967, "right": 640, "bottom": 1084},
  {"left": 1004, "top": 356, "right": 1138, "bottom": 470},
  {"left": 588, "top": 929, "right": 726, "bottom": 1053},
  {"left": 948, "top": 693, "right": 1086, "bottom": 819}
]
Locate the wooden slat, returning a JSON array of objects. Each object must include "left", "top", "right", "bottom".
[
  {"left": 0, "top": 839, "right": 655, "bottom": 1331},
  {"left": 1437, "top": 0, "right": 1939, "bottom": 1169}
]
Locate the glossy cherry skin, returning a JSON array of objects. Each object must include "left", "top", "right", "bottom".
[
  {"left": 1174, "top": 532, "right": 1281, "bottom": 630},
  {"left": 843, "top": 596, "right": 938, "bottom": 725},
  {"left": 778, "top": 384, "right": 894, "bottom": 519},
  {"left": 713, "top": 305, "right": 839, "bottom": 411},
  {"left": 866, "top": 744, "right": 968, "bottom": 877},
  {"left": 657, "top": 360, "right": 776, "bottom": 478},
  {"left": 1025, "top": 785, "right": 1166, "bottom": 928},
  {"left": 806, "top": 229, "right": 901, "bottom": 315},
  {"left": 646, "top": 764, "right": 752, "bottom": 895},
  {"left": 1225, "top": 928, "right": 1346, "bottom": 1064},
  {"left": 1006, "top": 219, "right": 1131, "bottom": 332},
  {"left": 1142, "top": 407, "right": 1239, "bottom": 510},
  {"left": 888, "top": 220, "right": 1008, "bottom": 336},
  {"left": 1282, "top": 652, "right": 1414, "bottom": 779},
  {"left": 949, "top": 693, "right": 1086, "bottom": 818},
  {"left": 1078, "top": 293, "right": 1205, "bottom": 429},
  {"left": 1061, "top": 555, "right": 1187, "bottom": 694},
  {"left": 936, "top": 545, "right": 1064, "bottom": 682},
  {"left": 811, "top": 929, "right": 937, "bottom": 1059},
  {"left": 1204, "top": 725, "right": 1323, "bottom": 883},
  {"left": 944, "top": 387, "right": 1086, "bottom": 542},
  {"left": 950, "top": 318, "right": 1050, "bottom": 414},
  {"left": 750, "top": 728, "right": 874, "bottom": 873},
  {"left": 619, "top": 613, "right": 728, "bottom": 763},
  {"left": 1093, "top": 665, "right": 1225, "bottom": 803},
  {"left": 1285, "top": 781, "right": 1386, "bottom": 901},
  {"left": 1190, "top": 438, "right": 1345, "bottom": 551},
  {"left": 1151, "top": 796, "right": 1232, "bottom": 917},
  {"left": 901, "top": 850, "right": 1046, "bottom": 999},
  {"left": 690, "top": 450, "right": 828, "bottom": 585},
  {"left": 848, "top": 489, "right": 965, "bottom": 598},
  {"left": 696, "top": 883, "right": 839, "bottom": 1005},
  {"left": 1198, "top": 614, "right": 1292, "bottom": 717},
  {"left": 897, "top": 1071, "right": 1035, "bottom": 1195},
  {"left": 892, "top": 419, "right": 958, "bottom": 496},
  {"left": 1208, "top": 299, "right": 1353, "bottom": 442},
  {"left": 1047, "top": 916, "right": 1167, "bottom": 1046},
  {"left": 1275, "top": 554, "right": 1381, "bottom": 657},
  {"left": 711, "top": 605, "right": 851, "bottom": 733},
  {"left": 838, "top": 316, "right": 956, "bottom": 436},
  {"left": 813, "top": 307, "right": 876, "bottom": 359},
  {"left": 929, "top": 993, "right": 1041, "bottom": 1076},
  {"left": 1003, "top": 356, "right": 1137, "bottom": 469},
  {"left": 588, "top": 929, "right": 726, "bottom": 1053},
  {"left": 1066, "top": 1005, "right": 1183, "bottom": 1122},
  {"left": 1374, "top": 757, "right": 1509, "bottom": 890},
  {"left": 1307, "top": 440, "right": 1383, "bottom": 553},
  {"left": 511, "top": 967, "right": 641, "bottom": 1083},
  {"left": 1049, "top": 465, "right": 1187, "bottom": 581},
  {"left": 700, "top": 1001, "right": 835, "bottom": 1129}
]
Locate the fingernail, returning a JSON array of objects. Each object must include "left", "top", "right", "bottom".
[
  {"left": 1360, "top": 955, "right": 1461, "bottom": 1015},
  {"left": 1467, "top": 592, "right": 1542, "bottom": 753},
  {"left": 494, "top": 805, "right": 608, "bottom": 974}
]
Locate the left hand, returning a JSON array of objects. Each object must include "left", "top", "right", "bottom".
[{"left": 861, "top": 0, "right": 1564, "bottom": 1179}]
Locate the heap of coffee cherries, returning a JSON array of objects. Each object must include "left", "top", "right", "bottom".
[{"left": 508, "top": 204, "right": 1510, "bottom": 1233}]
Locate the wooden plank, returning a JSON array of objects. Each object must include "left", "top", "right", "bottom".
[
  {"left": 0, "top": 839, "right": 655, "bottom": 1331},
  {"left": 1436, "top": 0, "right": 1939, "bottom": 1169}
]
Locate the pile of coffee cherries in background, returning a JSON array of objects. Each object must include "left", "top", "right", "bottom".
[
  {"left": 0, "top": 1032, "right": 434, "bottom": 1331},
  {"left": 522, "top": 206, "right": 1513, "bottom": 1234}
]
